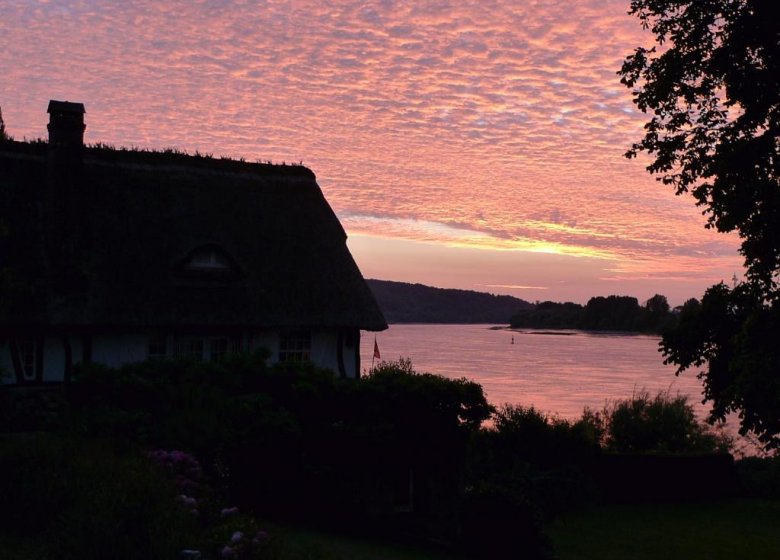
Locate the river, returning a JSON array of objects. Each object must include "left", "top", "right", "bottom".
[
  {"left": 360, "top": 324, "right": 704, "bottom": 416},
  {"left": 359, "top": 324, "right": 745, "bottom": 443}
]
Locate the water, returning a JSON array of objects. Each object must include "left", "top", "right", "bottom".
[
  {"left": 361, "top": 324, "right": 764, "bottom": 454},
  {"left": 361, "top": 324, "right": 706, "bottom": 419}
]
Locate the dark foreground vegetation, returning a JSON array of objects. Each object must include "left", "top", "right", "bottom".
[
  {"left": 618, "top": 0, "right": 780, "bottom": 451},
  {"left": 549, "top": 499, "right": 780, "bottom": 560},
  {"left": 2, "top": 355, "right": 778, "bottom": 560}
]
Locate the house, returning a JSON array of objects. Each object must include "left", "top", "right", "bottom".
[{"left": 0, "top": 100, "right": 387, "bottom": 384}]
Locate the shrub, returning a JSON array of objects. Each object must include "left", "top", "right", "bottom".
[
  {"left": 0, "top": 386, "right": 69, "bottom": 432},
  {"left": 361, "top": 358, "right": 493, "bottom": 431},
  {"left": 583, "top": 390, "right": 733, "bottom": 454},
  {"left": 206, "top": 515, "right": 277, "bottom": 560},
  {"left": 468, "top": 405, "right": 599, "bottom": 520},
  {"left": 460, "top": 483, "right": 554, "bottom": 560},
  {"left": 737, "top": 455, "right": 780, "bottom": 499},
  {"left": 0, "top": 434, "right": 196, "bottom": 559},
  {"left": 65, "top": 356, "right": 497, "bottom": 542},
  {"left": 491, "top": 404, "right": 599, "bottom": 467}
]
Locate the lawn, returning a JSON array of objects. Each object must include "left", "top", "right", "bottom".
[
  {"left": 265, "top": 525, "right": 456, "bottom": 560},
  {"left": 547, "top": 499, "right": 780, "bottom": 560},
  {"left": 0, "top": 525, "right": 456, "bottom": 560},
  {"left": 5, "top": 501, "right": 779, "bottom": 560}
]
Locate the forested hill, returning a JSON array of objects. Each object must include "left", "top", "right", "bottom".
[{"left": 366, "top": 279, "right": 532, "bottom": 324}]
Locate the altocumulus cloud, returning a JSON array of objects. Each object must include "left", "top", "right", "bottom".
[{"left": 0, "top": 0, "right": 742, "bottom": 286}]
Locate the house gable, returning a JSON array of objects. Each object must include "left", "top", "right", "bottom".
[{"left": 0, "top": 101, "right": 386, "bottom": 381}]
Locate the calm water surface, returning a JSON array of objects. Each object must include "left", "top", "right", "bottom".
[{"left": 360, "top": 324, "right": 706, "bottom": 419}]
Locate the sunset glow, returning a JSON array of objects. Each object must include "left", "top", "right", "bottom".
[{"left": 1, "top": 0, "right": 744, "bottom": 304}]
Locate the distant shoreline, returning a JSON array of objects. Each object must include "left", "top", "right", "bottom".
[{"left": 383, "top": 323, "right": 659, "bottom": 337}]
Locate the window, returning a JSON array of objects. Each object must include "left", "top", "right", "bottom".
[
  {"left": 19, "top": 338, "right": 37, "bottom": 380},
  {"left": 148, "top": 335, "right": 168, "bottom": 358},
  {"left": 176, "top": 338, "right": 204, "bottom": 361},
  {"left": 278, "top": 330, "right": 311, "bottom": 362},
  {"left": 168, "top": 335, "right": 245, "bottom": 362},
  {"left": 210, "top": 338, "right": 229, "bottom": 361},
  {"left": 179, "top": 245, "right": 240, "bottom": 278},
  {"left": 186, "top": 248, "right": 230, "bottom": 270}
]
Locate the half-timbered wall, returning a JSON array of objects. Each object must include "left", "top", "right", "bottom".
[{"left": 0, "top": 328, "right": 363, "bottom": 384}]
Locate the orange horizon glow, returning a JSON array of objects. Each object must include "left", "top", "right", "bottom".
[{"left": 0, "top": 0, "right": 744, "bottom": 305}]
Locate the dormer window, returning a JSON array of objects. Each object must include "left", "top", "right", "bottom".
[
  {"left": 186, "top": 247, "right": 230, "bottom": 270},
  {"left": 178, "top": 244, "right": 241, "bottom": 279}
]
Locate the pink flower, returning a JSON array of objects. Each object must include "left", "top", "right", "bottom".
[
  {"left": 220, "top": 545, "right": 235, "bottom": 558},
  {"left": 220, "top": 506, "right": 239, "bottom": 518},
  {"left": 252, "top": 529, "right": 269, "bottom": 546},
  {"left": 230, "top": 531, "right": 243, "bottom": 544},
  {"left": 177, "top": 494, "right": 198, "bottom": 509}
]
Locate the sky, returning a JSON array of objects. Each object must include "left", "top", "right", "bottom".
[{"left": 0, "top": 0, "right": 745, "bottom": 305}]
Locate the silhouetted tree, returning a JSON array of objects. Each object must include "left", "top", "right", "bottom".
[
  {"left": 645, "top": 294, "right": 669, "bottom": 317},
  {"left": 581, "top": 295, "right": 642, "bottom": 331},
  {"left": 509, "top": 300, "right": 584, "bottom": 329},
  {"left": 620, "top": 0, "right": 780, "bottom": 448},
  {"left": 642, "top": 293, "right": 671, "bottom": 331},
  {"left": 0, "top": 106, "right": 7, "bottom": 141}
]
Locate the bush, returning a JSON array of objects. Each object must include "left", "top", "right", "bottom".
[
  {"left": 361, "top": 358, "right": 493, "bottom": 431},
  {"left": 66, "top": 355, "right": 497, "bottom": 542},
  {"left": 468, "top": 405, "right": 599, "bottom": 522},
  {"left": 67, "top": 352, "right": 312, "bottom": 451},
  {"left": 491, "top": 404, "right": 599, "bottom": 468},
  {"left": 0, "top": 386, "right": 68, "bottom": 432},
  {"left": 460, "top": 483, "right": 554, "bottom": 560},
  {"left": 582, "top": 390, "right": 732, "bottom": 454},
  {"left": 0, "top": 434, "right": 196, "bottom": 559},
  {"left": 206, "top": 514, "right": 278, "bottom": 560},
  {"left": 737, "top": 455, "right": 780, "bottom": 499}
]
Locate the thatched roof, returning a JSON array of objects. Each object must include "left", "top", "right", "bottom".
[{"left": 0, "top": 140, "right": 387, "bottom": 331}]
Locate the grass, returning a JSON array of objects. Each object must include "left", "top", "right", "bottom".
[
  {"left": 264, "top": 524, "right": 456, "bottom": 560},
  {"left": 0, "top": 534, "right": 44, "bottom": 560},
  {"left": 6, "top": 501, "right": 778, "bottom": 560},
  {"left": 547, "top": 499, "right": 780, "bottom": 560},
  {"left": 0, "top": 525, "right": 456, "bottom": 560}
]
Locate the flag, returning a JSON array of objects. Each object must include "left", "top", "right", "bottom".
[{"left": 373, "top": 337, "right": 381, "bottom": 360}]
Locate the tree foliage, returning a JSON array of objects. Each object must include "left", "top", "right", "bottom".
[
  {"left": 0, "top": 106, "right": 7, "bottom": 141},
  {"left": 620, "top": 0, "right": 779, "bottom": 289},
  {"left": 509, "top": 293, "right": 674, "bottom": 332},
  {"left": 620, "top": 0, "right": 780, "bottom": 448},
  {"left": 583, "top": 390, "right": 732, "bottom": 454},
  {"left": 581, "top": 295, "right": 642, "bottom": 330}
]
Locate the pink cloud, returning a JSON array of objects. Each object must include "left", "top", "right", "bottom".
[{"left": 0, "top": 0, "right": 743, "bottom": 301}]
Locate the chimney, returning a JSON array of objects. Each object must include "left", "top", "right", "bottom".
[
  {"left": 45, "top": 100, "right": 89, "bottom": 294},
  {"left": 47, "top": 100, "right": 86, "bottom": 147}
]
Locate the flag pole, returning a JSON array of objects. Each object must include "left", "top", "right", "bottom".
[{"left": 371, "top": 335, "right": 381, "bottom": 373}]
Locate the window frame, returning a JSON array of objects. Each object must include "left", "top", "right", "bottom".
[
  {"left": 278, "top": 330, "right": 312, "bottom": 363},
  {"left": 147, "top": 334, "right": 168, "bottom": 359},
  {"left": 18, "top": 338, "right": 37, "bottom": 381}
]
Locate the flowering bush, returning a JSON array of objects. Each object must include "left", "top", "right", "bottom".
[
  {"left": 145, "top": 448, "right": 277, "bottom": 558},
  {"left": 146, "top": 449, "right": 206, "bottom": 516},
  {"left": 0, "top": 435, "right": 196, "bottom": 560},
  {"left": 210, "top": 515, "right": 274, "bottom": 560},
  {"left": 220, "top": 506, "right": 240, "bottom": 518}
]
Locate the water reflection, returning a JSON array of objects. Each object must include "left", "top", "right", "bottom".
[
  {"left": 362, "top": 324, "right": 700, "bottom": 418},
  {"left": 362, "top": 324, "right": 769, "bottom": 456}
]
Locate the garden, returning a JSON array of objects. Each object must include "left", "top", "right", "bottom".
[{"left": 1, "top": 354, "right": 778, "bottom": 559}]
